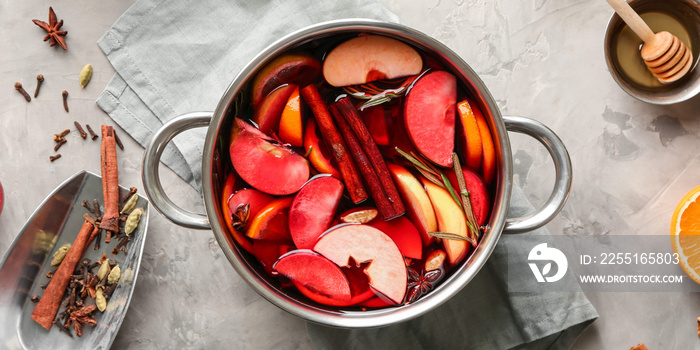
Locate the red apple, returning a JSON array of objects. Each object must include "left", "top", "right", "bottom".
[
  {"left": 229, "top": 118, "right": 309, "bottom": 195},
  {"left": 323, "top": 35, "right": 423, "bottom": 87},
  {"left": 445, "top": 168, "right": 490, "bottom": 227},
  {"left": 358, "top": 296, "right": 394, "bottom": 308},
  {"left": 227, "top": 188, "right": 273, "bottom": 226},
  {"left": 369, "top": 216, "right": 423, "bottom": 260},
  {"left": 253, "top": 241, "right": 294, "bottom": 276},
  {"left": 245, "top": 196, "right": 294, "bottom": 242},
  {"left": 289, "top": 175, "right": 344, "bottom": 249},
  {"left": 403, "top": 70, "right": 457, "bottom": 167},
  {"left": 221, "top": 173, "right": 253, "bottom": 253},
  {"left": 273, "top": 250, "right": 352, "bottom": 306},
  {"left": 251, "top": 53, "right": 322, "bottom": 107},
  {"left": 314, "top": 225, "right": 407, "bottom": 304},
  {"left": 387, "top": 163, "right": 437, "bottom": 246},
  {"left": 253, "top": 84, "right": 296, "bottom": 135}
]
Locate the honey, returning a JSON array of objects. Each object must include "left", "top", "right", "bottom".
[{"left": 614, "top": 11, "right": 698, "bottom": 89}]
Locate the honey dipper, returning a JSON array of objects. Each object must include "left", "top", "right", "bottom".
[{"left": 606, "top": 0, "right": 693, "bottom": 83}]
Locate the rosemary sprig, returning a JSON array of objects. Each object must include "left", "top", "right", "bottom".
[
  {"left": 452, "top": 153, "right": 480, "bottom": 245},
  {"left": 304, "top": 145, "right": 313, "bottom": 158},
  {"left": 428, "top": 231, "right": 476, "bottom": 246},
  {"left": 395, "top": 148, "right": 481, "bottom": 246}
]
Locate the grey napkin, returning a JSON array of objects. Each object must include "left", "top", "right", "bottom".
[
  {"left": 97, "top": 0, "right": 398, "bottom": 191},
  {"left": 307, "top": 185, "right": 598, "bottom": 350},
  {"left": 97, "top": 1, "right": 597, "bottom": 349}
]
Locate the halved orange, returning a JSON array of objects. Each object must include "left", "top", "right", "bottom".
[{"left": 670, "top": 185, "right": 700, "bottom": 284}]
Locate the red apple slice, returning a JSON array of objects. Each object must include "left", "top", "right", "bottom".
[
  {"left": 358, "top": 296, "right": 394, "bottom": 308},
  {"left": 387, "top": 163, "right": 437, "bottom": 246},
  {"left": 278, "top": 85, "right": 304, "bottom": 147},
  {"left": 227, "top": 188, "right": 273, "bottom": 228},
  {"left": 369, "top": 216, "right": 423, "bottom": 260},
  {"left": 292, "top": 259, "right": 375, "bottom": 306},
  {"left": 323, "top": 35, "right": 423, "bottom": 87},
  {"left": 221, "top": 172, "right": 253, "bottom": 253},
  {"left": 273, "top": 250, "right": 352, "bottom": 305},
  {"left": 303, "top": 118, "right": 340, "bottom": 178},
  {"left": 246, "top": 196, "right": 294, "bottom": 242},
  {"left": 404, "top": 70, "right": 457, "bottom": 167},
  {"left": 314, "top": 225, "right": 407, "bottom": 304},
  {"left": 229, "top": 118, "right": 309, "bottom": 195},
  {"left": 289, "top": 175, "right": 344, "bottom": 249},
  {"left": 253, "top": 84, "right": 296, "bottom": 135},
  {"left": 421, "top": 177, "right": 470, "bottom": 265},
  {"left": 253, "top": 241, "right": 294, "bottom": 276},
  {"left": 251, "top": 53, "right": 322, "bottom": 107},
  {"left": 445, "top": 168, "right": 490, "bottom": 227},
  {"left": 360, "top": 106, "right": 391, "bottom": 146}
]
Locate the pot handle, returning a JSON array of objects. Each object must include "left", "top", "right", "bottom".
[
  {"left": 142, "top": 112, "right": 213, "bottom": 229},
  {"left": 502, "top": 116, "right": 572, "bottom": 234}
]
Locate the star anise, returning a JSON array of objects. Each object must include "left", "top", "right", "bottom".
[
  {"left": 404, "top": 267, "right": 442, "bottom": 304},
  {"left": 232, "top": 203, "right": 250, "bottom": 231},
  {"left": 69, "top": 305, "right": 97, "bottom": 337},
  {"left": 32, "top": 7, "right": 68, "bottom": 50}
]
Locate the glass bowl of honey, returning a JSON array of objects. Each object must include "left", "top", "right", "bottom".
[{"left": 604, "top": 0, "right": 700, "bottom": 104}]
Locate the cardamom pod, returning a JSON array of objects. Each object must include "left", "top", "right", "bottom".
[
  {"left": 79, "top": 64, "right": 93, "bottom": 88},
  {"left": 122, "top": 267, "right": 134, "bottom": 285},
  {"left": 97, "top": 259, "right": 111, "bottom": 281},
  {"left": 108, "top": 265, "right": 121, "bottom": 284},
  {"left": 51, "top": 244, "right": 71, "bottom": 267},
  {"left": 96, "top": 287, "right": 107, "bottom": 312},
  {"left": 124, "top": 208, "right": 143, "bottom": 235},
  {"left": 120, "top": 194, "right": 139, "bottom": 214}
]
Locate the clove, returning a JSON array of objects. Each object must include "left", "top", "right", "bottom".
[
  {"left": 62, "top": 90, "right": 69, "bottom": 112},
  {"left": 86, "top": 124, "right": 98, "bottom": 140},
  {"left": 54, "top": 138, "right": 67, "bottom": 152},
  {"left": 15, "top": 82, "right": 31, "bottom": 102},
  {"left": 74, "top": 121, "right": 87, "bottom": 139},
  {"left": 34, "top": 74, "right": 44, "bottom": 98},
  {"left": 49, "top": 154, "right": 61, "bottom": 162}
]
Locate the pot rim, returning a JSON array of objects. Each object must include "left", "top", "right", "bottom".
[{"left": 201, "top": 18, "right": 513, "bottom": 328}]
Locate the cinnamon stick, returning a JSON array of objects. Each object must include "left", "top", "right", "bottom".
[
  {"left": 31, "top": 220, "right": 94, "bottom": 330},
  {"left": 330, "top": 104, "right": 397, "bottom": 219},
  {"left": 99, "top": 126, "right": 120, "bottom": 233},
  {"left": 300, "top": 85, "right": 368, "bottom": 204},
  {"left": 333, "top": 98, "right": 405, "bottom": 216}
]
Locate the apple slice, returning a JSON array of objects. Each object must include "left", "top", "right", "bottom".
[
  {"left": 221, "top": 172, "right": 253, "bottom": 253},
  {"left": 253, "top": 240, "right": 294, "bottom": 276},
  {"left": 252, "top": 84, "right": 296, "bottom": 135},
  {"left": 360, "top": 106, "right": 391, "bottom": 146},
  {"left": 421, "top": 178, "right": 469, "bottom": 265},
  {"left": 314, "top": 225, "right": 407, "bottom": 304},
  {"left": 227, "top": 188, "right": 273, "bottom": 227},
  {"left": 289, "top": 175, "right": 344, "bottom": 249},
  {"left": 387, "top": 163, "right": 437, "bottom": 246},
  {"left": 303, "top": 118, "right": 340, "bottom": 177},
  {"left": 274, "top": 250, "right": 352, "bottom": 306},
  {"left": 251, "top": 53, "right": 322, "bottom": 106},
  {"left": 229, "top": 118, "right": 309, "bottom": 195},
  {"left": 369, "top": 216, "right": 423, "bottom": 260},
  {"left": 323, "top": 35, "right": 423, "bottom": 87},
  {"left": 457, "top": 100, "right": 483, "bottom": 171},
  {"left": 292, "top": 258, "right": 375, "bottom": 306},
  {"left": 246, "top": 196, "right": 294, "bottom": 242},
  {"left": 278, "top": 86, "right": 304, "bottom": 147},
  {"left": 404, "top": 70, "right": 457, "bottom": 167},
  {"left": 445, "top": 168, "right": 490, "bottom": 227}
]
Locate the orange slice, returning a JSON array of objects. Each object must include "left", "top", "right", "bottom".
[
  {"left": 670, "top": 185, "right": 700, "bottom": 284},
  {"left": 221, "top": 173, "right": 253, "bottom": 253},
  {"left": 470, "top": 99, "right": 496, "bottom": 185},
  {"left": 246, "top": 196, "right": 294, "bottom": 241},
  {"left": 456, "top": 100, "right": 482, "bottom": 171},
  {"left": 279, "top": 86, "right": 304, "bottom": 147}
]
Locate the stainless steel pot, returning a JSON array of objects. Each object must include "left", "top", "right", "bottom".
[{"left": 142, "top": 19, "right": 572, "bottom": 328}]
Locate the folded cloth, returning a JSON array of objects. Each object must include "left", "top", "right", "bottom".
[
  {"left": 307, "top": 185, "right": 598, "bottom": 350},
  {"left": 97, "top": 0, "right": 398, "bottom": 191},
  {"left": 97, "top": 1, "right": 597, "bottom": 348}
]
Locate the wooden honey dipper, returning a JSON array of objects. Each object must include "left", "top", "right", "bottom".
[{"left": 606, "top": 0, "right": 693, "bottom": 83}]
